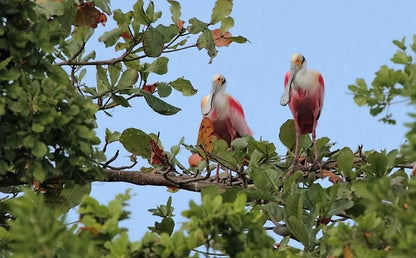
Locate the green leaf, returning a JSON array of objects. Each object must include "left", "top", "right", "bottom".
[
  {"left": 149, "top": 217, "right": 175, "bottom": 235},
  {"left": 391, "top": 51, "right": 409, "bottom": 64},
  {"left": 156, "top": 24, "right": 179, "bottom": 43},
  {"left": 220, "top": 16, "right": 234, "bottom": 34},
  {"left": 108, "top": 63, "right": 122, "bottom": 86},
  {"left": 201, "top": 185, "right": 221, "bottom": 199},
  {"left": 61, "top": 183, "right": 92, "bottom": 210},
  {"left": 144, "top": 57, "right": 169, "bottom": 75},
  {"left": 327, "top": 199, "right": 354, "bottom": 217},
  {"left": 81, "top": 50, "right": 96, "bottom": 62},
  {"left": 279, "top": 119, "right": 296, "bottom": 150},
  {"left": 96, "top": 66, "right": 110, "bottom": 94},
  {"left": 133, "top": 0, "right": 150, "bottom": 25},
  {"left": 0, "top": 56, "right": 13, "bottom": 70},
  {"left": 112, "top": 95, "right": 130, "bottom": 107},
  {"left": 94, "top": 0, "right": 112, "bottom": 15},
  {"left": 146, "top": 1, "right": 161, "bottom": 23},
  {"left": 31, "top": 123, "right": 45, "bottom": 133},
  {"left": 187, "top": 18, "right": 207, "bottom": 34},
  {"left": 337, "top": 147, "right": 354, "bottom": 178},
  {"left": 367, "top": 151, "right": 388, "bottom": 176},
  {"left": 140, "top": 89, "right": 181, "bottom": 115},
  {"left": 169, "top": 78, "right": 197, "bottom": 96},
  {"left": 143, "top": 26, "right": 164, "bottom": 57},
  {"left": 113, "top": 9, "right": 128, "bottom": 26},
  {"left": 157, "top": 83, "right": 172, "bottom": 98},
  {"left": 32, "top": 141, "right": 48, "bottom": 158},
  {"left": 286, "top": 216, "right": 310, "bottom": 249},
  {"left": 283, "top": 170, "right": 302, "bottom": 195},
  {"left": 33, "top": 163, "right": 46, "bottom": 182},
  {"left": 116, "top": 69, "right": 138, "bottom": 89},
  {"left": 119, "top": 128, "right": 152, "bottom": 158},
  {"left": 167, "top": 0, "right": 181, "bottom": 23},
  {"left": 386, "top": 149, "right": 399, "bottom": 171},
  {"left": 35, "top": 0, "right": 65, "bottom": 18},
  {"left": 105, "top": 128, "right": 121, "bottom": 143},
  {"left": 353, "top": 95, "right": 368, "bottom": 106},
  {"left": 392, "top": 37, "right": 406, "bottom": 50},
  {"left": 228, "top": 36, "right": 248, "bottom": 44},
  {"left": 99, "top": 28, "right": 123, "bottom": 47},
  {"left": 211, "top": 0, "right": 233, "bottom": 24},
  {"left": 197, "top": 30, "right": 217, "bottom": 58}
]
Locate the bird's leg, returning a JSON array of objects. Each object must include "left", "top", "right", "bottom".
[
  {"left": 311, "top": 124, "right": 322, "bottom": 177},
  {"left": 287, "top": 130, "right": 301, "bottom": 177},
  {"left": 293, "top": 131, "right": 300, "bottom": 167}
]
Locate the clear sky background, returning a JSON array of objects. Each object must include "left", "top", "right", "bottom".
[{"left": 65, "top": 0, "right": 416, "bottom": 242}]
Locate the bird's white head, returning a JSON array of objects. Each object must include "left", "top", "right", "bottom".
[
  {"left": 290, "top": 53, "right": 306, "bottom": 71},
  {"left": 280, "top": 53, "right": 306, "bottom": 106},
  {"left": 212, "top": 73, "right": 227, "bottom": 91},
  {"left": 203, "top": 74, "right": 227, "bottom": 116}
]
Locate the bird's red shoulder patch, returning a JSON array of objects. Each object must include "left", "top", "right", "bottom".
[
  {"left": 228, "top": 95, "right": 244, "bottom": 116},
  {"left": 284, "top": 71, "right": 290, "bottom": 88}
]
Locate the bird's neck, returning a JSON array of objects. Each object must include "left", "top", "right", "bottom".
[
  {"left": 294, "top": 68, "right": 313, "bottom": 89},
  {"left": 212, "top": 90, "right": 227, "bottom": 108}
]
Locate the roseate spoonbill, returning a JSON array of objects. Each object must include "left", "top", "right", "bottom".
[
  {"left": 201, "top": 73, "right": 252, "bottom": 180},
  {"left": 280, "top": 53, "right": 324, "bottom": 172}
]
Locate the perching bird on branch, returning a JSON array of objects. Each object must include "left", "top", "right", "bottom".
[
  {"left": 201, "top": 73, "right": 252, "bottom": 180},
  {"left": 280, "top": 53, "right": 325, "bottom": 172}
]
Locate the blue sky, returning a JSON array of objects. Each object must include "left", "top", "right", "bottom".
[{"left": 66, "top": 0, "right": 416, "bottom": 243}]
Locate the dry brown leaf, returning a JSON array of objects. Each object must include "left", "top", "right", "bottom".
[
  {"left": 176, "top": 20, "right": 185, "bottom": 30},
  {"left": 78, "top": 226, "right": 99, "bottom": 237},
  {"left": 150, "top": 139, "right": 164, "bottom": 165},
  {"left": 343, "top": 245, "right": 353, "bottom": 258},
  {"left": 211, "top": 29, "right": 232, "bottom": 47},
  {"left": 121, "top": 31, "right": 132, "bottom": 40},
  {"left": 143, "top": 83, "right": 157, "bottom": 94},
  {"left": 73, "top": 2, "right": 107, "bottom": 28},
  {"left": 197, "top": 117, "right": 215, "bottom": 152},
  {"left": 411, "top": 163, "right": 416, "bottom": 176},
  {"left": 322, "top": 169, "right": 344, "bottom": 183},
  {"left": 167, "top": 186, "right": 179, "bottom": 193},
  {"left": 33, "top": 181, "right": 46, "bottom": 193}
]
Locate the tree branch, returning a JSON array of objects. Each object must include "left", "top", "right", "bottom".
[{"left": 103, "top": 169, "right": 227, "bottom": 192}]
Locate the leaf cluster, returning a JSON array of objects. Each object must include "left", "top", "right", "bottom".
[
  {"left": 349, "top": 35, "right": 416, "bottom": 160},
  {"left": 0, "top": 0, "right": 104, "bottom": 185}
]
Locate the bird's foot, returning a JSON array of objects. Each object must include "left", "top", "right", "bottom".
[{"left": 309, "top": 159, "right": 323, "bottom": 177}]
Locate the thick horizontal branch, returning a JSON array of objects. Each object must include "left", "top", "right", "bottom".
[{"left": 103, "top": 169, "right": 227, "bottom": 192}]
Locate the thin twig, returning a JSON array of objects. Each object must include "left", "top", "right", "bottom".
[{"left": 56, "top": 44, "right": 135, "bottom": 66}]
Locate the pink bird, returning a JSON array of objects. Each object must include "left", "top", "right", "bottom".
[
  {"left": 201, "top": 73, "right": 252, "bottom": 180},
  {"left": 280, "top": 53, "right": 325, "bottom": 171}
]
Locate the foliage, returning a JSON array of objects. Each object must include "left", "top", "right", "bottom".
[
  {"left": 0, "top": 0, "right": 103, "bottom": 185},
  {"left": 1, "top": 0, "right": 416, "bottom": 257},
  {"left": 349, "top": 35, "right": 416, "bottom": 160},
  {"left": 0, "top": 189, "right": 140, "bottom": 257}
]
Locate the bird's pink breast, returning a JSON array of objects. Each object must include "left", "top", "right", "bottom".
[{"left": 289, "top": 88, "right": 321, "bottom": 134}]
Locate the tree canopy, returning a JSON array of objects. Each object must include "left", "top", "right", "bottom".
[{"left": 1, "top": 0, "right": 416, "bottom": 257}]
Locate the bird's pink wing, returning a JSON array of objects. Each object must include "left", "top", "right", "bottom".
[
  {"left": 227, "top": 95, "right": 253, "bottom": 137},
  {"left": 284, "top": 71, "right": 290, "bottom": 88},
  {"left": 315, "top": 72, "right": 325, "bottom": 118}
]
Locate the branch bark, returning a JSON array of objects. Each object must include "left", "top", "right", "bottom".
[{"left": 103, "top": 169, "right": 227, "bottom": 192}]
